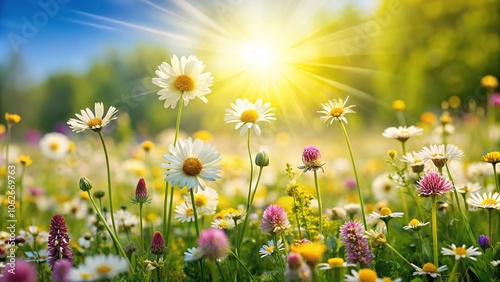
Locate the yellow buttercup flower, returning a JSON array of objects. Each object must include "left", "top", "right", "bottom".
[
  {"left": 5, "top": 113, "right": 21, "bottom": 125},
  {"left": 290, "top": 242, "right": 326, "bottom": 266},
  {"left": 193, "top": 130, "right": 213, "bottom": 141},
  {"left": 17, "top": 155, "right": 33, "bottom": 166},
  {"left": 391, "top": 100, "right": 406, "bottom": 111},
  {"left": 141, "top": 140, "right": 155, "bottom": 152},
  {"left": 481, "top": 75, "right": 498, "bottom": 89}
]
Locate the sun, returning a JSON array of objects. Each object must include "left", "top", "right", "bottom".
[{"left": 242, "top": 42, "right": 277, "bottom": 69}]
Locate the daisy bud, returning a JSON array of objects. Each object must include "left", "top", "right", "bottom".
[
  {"left": 93, "top": 190, "right": 105, "bottom": 199},
  {"left": 478, "top": 235, "right": 490, "bottom": 249},
  {"left": 79, "top": 177, "right": 93, "bottom": 192},
  {"left": 255, "top": 148, "right": 269, "bottom": 167},
  {"left": 150, "top": 231, "right": 166, "bottom": 256}
]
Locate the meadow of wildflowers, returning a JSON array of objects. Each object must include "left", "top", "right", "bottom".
[{"left": 1, "top": 54, "right": 500, "bottom": 282}]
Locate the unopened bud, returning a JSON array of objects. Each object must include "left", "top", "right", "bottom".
[{"left": 79, "top": 177, "right": 93, "bottom": 192}]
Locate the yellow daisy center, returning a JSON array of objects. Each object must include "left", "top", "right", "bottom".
[
  {"left": 182, "top": 157, "right": 203, "bottom": 176},
  {"left": 96, "top": 264, "right": 112, "bottom": 274},
  {"left": 383, "top": 184, "right": 392, "bottom": 192},
  {"left": 422, "top": 262, "right": 437, "bottom": 273},
  {"left": 380, "top": 207, "right": 392, "bottom": 216},
  {"left": 174, "top": 75, "right": 195, "bottom": 91},
  {"left": 409, "top": 219, "right": 421, "bottom": 226},
  {"left": 218, "top": 221, "right": 230, "bottom": 228},
  {"left": 265, "top": 246, "right": 275, "bottom": 253},
  {"left": 87, "top": 117, "right": 102, "bottom": 128},
  {"left": 141, "top": 141, "right": 154, "bottom": 152},
  {"left": 329, "top": 107, "right": 343, "bottom": 118},
  {"left": 358, "top": 268, "right": 377, "bottom": 282},
  {"left": 50, "top": 142, "right": 59, "bottom": 151},
  {"left": 240, "top": 109, "right": 259, "bottom": 123},
  {"left": 481, "top": 198, "right": 497, "bottom": 205},
  {"left": 382, "top": 278, "right": 393, "bottom": 282},
  {"left": 195, "top": 194, "right": 208, "bottom": 207},
  {"left": 81, "top": 273, "right": 92, "bottom": 279},
  {"left": 186, "top": 208, "right": 194, "bottom": 216},
  {"left": 454, "top": 247, "right": 467, "bottom": 255},
  {"left": 327, "top": 257, "right": 344, "bottom": 268}
]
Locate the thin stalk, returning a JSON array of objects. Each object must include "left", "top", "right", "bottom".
[
  {"left": 19, "top": 164, "right": 26, "bottom": 228},
  {"left": 313, "top": 170, "right": 323, "bottom": 236},
  {"left": 488, "top": 209, "right": 492, "bottom": 244},
  {"left": 190, "top": 189, "right": 200, "bottom": 237},
  {"left": 229, "top": 250, "right": 253, "bottom": 280},
  {"left": 216, "top": 260, "right": 226, "bottom": 282},
  {"left": 431, "top": 195, "right": 439, "bottom": 267},
  {"left": 97, "top": 131, "right": 117, "bottom": 237},
  {"left": 246, "top": 130, "right": 254, "bottom": 208},
  {"left": 448, "top": 260, "right": 460, "bottom": 282},
  {"left": 386, "top": 243, "right": 413, "bottom": 267},
  {"left": 163, "top": 100, "right": 183, "bottom": 246},
  {"left": 87, "top": 191, "right": 132, "bottom": 271},
  {"left": 239, "top": 166, "right": 263, "bottom": 250},
  {"left": 139, "top": 204, "right": 144, "bottom": 254},
  {"left": 339, "top": 122, "right": 367, "bottom": 230},
  {"left": 156, "top": 255, "right": 161, "bottom": 282}
]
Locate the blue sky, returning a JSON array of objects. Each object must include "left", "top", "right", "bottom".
[{"left": 0, "top": 0, "right": 378, "bottom": 83}]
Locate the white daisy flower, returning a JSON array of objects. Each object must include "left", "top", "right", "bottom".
[
  {"left": 401, "top": 151, "right": 426, "bottom": 173},
  {"left": 224, "top": 98, "right": 275, "bottom": 135},
  {"left": 411, "top": 263, "right": 447, "bottom": 278},
  {"left": 25, "top": 249, "right": 49, "bottom": 262},
  {"left": 317, "top": 257, "right": 356, "bottom": 270},
  {"left": 162, "top": 138, "right": 221, "bottom": 193},
  {"left": 183, "top": 186, "right": 218, "bottom": 216},
  {"left": 318, "top": 96, "right": 356, "bottom": 125},
  {"left": 211, "top": 218, "right": 235, "bottom": 230},
  {"left": 184, "top": 247, "right": 204, "bottom": 262},
  {"left": 419, "top": 144, "right": 464, "bottom": 168},
  {"left": 69, "top": 264, "right": 95, "bottom": 282},
  {"left": 456, "top": 182, "right": 481, "bottom": 194},
  {"left": 152, "top": 55, "right": 213, "bottom": 109},
  {"left": 403, "top": 218, "right": 430, "bottom": 230},
  {"left": 467, "top": 162, "right": 493, "bottom": 181},
  {"left": 371, "top": 174, "right": 398, "bottom": 201},
  {"left": 259, "top": 239, "right": 284, "bottom": 258},
  {"left": 369, "top": 207, "right": 404, "bottom": 220},
  {"left": 364, "top": 228, "right": 387, "bottom": 246},
  {"left": 114, "top": 209, "right": 140, "bottom": 231},
  {"left": 39, "top": 132, "right": 70, "bottom": 160},
  {"left": 344, "top": 203, "right": 361, "bottom": 218},
  {"left": 67, "top": 102, "right": 118, "bottom": 133},
  {"left": 83, "top": 254, "right": 128, "bottom": 279},
  {"left": 62, "top": 198, "right": 88, "bottom": 220},
  {"left": 78, "top": 232, "right": 94, "bottom": 249},
  {"left": 174, "top": 201, "right": 199, "bottom": 223},
  {"left": 382, "top": 125, "right": 423, "bottom": 142},
  {"left": 492, "top": 260, "right": 500, "bottom": 267},
  {"left": 467, "top": 192, "right": 500, "bottom": 210},
  {"left": 441, "top": 244, "right": 482, "bottom": 261}
]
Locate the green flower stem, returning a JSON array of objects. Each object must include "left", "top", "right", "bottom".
[
  {"left": 229, "top": 250, "right": 253, "bottom": 280},
  {"left": 313, "top": 170, "right": 323, "bottom": 236},
  {"left": 431, "top": 195, "right": 439, "bottom": 267},
  {"left": 97, "top": 131, "right": 118, "bottom": 237},
  {"left": 246, "top": 130, "right": 254, "bottom": 208},
  {"left": 339, "top": 122, "right": 367, "bottom": 230},
  {"left": 163, "top": 100, "right": 183, "bottom": 247},
  {"left": 19, "top": 164, "right": 26, "bottom": 228},
  {"left": 448, "top": 260, "right": 460, "bottom": 282},
  {"left": 445, "top": 164, "right": 476, "bottom": 244},
  {"left": 139, "top": 203, "right": 144, "bottom": 254},
  {"left": 488, "top": 209, "right": 492, "bottom": 243},
  {"left": 215, "top": 260, "right": 226, "bottom": 282},
  {"left": 400, "top": 142, "right": 409, "bottom": 222},
  {"left": 386, "top": 243, "right": 412, "bottom": 267},
  {"left": 190, "top": 188, "right": 201, "bottom": 237},
  {"left": 239, "top": 166, "right": 263, "bottom": 250},
  {"left": 156, "top": 255, "right": 161, "bottom": 282},
  {"left": 87, "top": 191, "right": 132, "bottom": 272},
  {"left": 332, "top": 268, "right": 343, "bottom": 282},
  {"left": 493, "top": 164, "right": 500, "bottom": 193}
]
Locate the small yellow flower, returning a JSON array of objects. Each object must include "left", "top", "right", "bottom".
[
  {"left": 482, "top": 151, "right": 500, "bottom": 164},
  {"left": 358, "top": 269, "right": 378, "bottom": 282},
  {"left": 5, "top": 113, "right": 21, "bottom": 125},
  {"left": 68, "top": 141, "right": 76, "bottom": 153},
  {"left": 448, "top": 96, "right": 461, "bottom": 109},
  {"left": 193, "top": 130, "right": 213, "bottom": 141},
  {"left": 0, "top": 124, "right": 5, "bottom": 135},
  {"left": 391, "top": 100, "right": 406, "bottom": 111},
  {"left": 440, "top": 112, "right": 452, "bottom": 124},
  {"left": 420, "top": 112, "right": 437, "bottom": 125},
  {"left": 481, "top": 75, "right": 498, "bottom": 89},
  {"left": 141, "top": 140, "right": 155, "bottom": 152},
  {"left": 146, "top": 213, "right": 159, "bottom": 222},
  {"left": 79, "top": 191, "right": 90, "bottom": 200},
  {"left": 290, "top": 242, "right": 326, "bottom": 266},
  {"left": 388, "top": 150, "right": 397, "bottom": 159},
  {"left": 17, "top": 155, "right": 33, "bottom": 166}
]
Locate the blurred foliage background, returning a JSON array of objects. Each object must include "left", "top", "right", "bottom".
[{"left": 1, "top": 0, "right": 498, "bottom": 139}]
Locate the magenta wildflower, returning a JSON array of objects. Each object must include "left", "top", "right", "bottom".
[
  {"left": 132, "top": 178, "right": 150, "bottom": 204},
  {"left": 150, "top": 231, "right": 166, "bottom": 255},
  {"left": 285, "top": 252, "right": 312, "bottom": 281},
  {"left": 51, "top": 259, "right": 72, "bottom": 282},
  {"left": 2, "top": 260, "right": 38, "bottom": 282},
  {"left": 416, "top": 172, "right": 453, "bottom": 196},
  {"left": 490, "top": 93, "right": 500, "bottom": 107},
  {"left": 260, "top": 205, "right": 291, "bottom": 234},
  {"left": 339, "top": 221, "right": 373, "bottom": 265},
  {"left": 48, "top": 214, "right": 74, "bottom": 269},
  {"left": 299, "top": 146, "right": 325, "bottom": 172},
  {"left": 197, "top": 228, "right": 230, "bottom": 260}
]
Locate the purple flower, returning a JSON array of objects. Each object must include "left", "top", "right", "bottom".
[
  {"left": 285, "top": 252, "right": 312, "bottom": 281},
  {"left": 198, "top": 228, "right": 230, "bottom": 260},
  {"left": 260, "top": 205, "right": 291, "bottom": 234},
  {"left": 478, "top": 235, "right": 490, "bottom": 249},
  {"left": 2, "top": 260, "right": 38, "bottom": 282},
  {"left": 416, "top": 172, "right": 453, "bottom": 196},
  {"left": 135, "top": 178, "right": 148, "bottom": 201},
  {"left": 340, "top": 221, "right": 373, "bottom": 265},
  {"left": 299, "top": 146, "right": 325, "bottom": 172},
  {"left": 48, "top": 214, "right": 74, "bottom": 269},
  {"left": 150, "top": 231, "right": 166, "bottom": 255},
  {"left": 51, "top": 259, "right": 72, "bottom": 282},
  {"left": 489, "top": 93, "right": 500, "bottom": 107}
]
